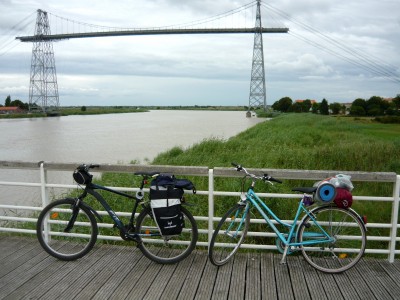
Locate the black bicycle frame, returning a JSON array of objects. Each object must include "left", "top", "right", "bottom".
[{"left": 83, "top": 182, "right": 140, "bottom": 235}]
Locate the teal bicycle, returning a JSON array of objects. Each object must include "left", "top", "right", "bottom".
[{"left": 208, "top": 163, "right": 367, "bottom": 273}]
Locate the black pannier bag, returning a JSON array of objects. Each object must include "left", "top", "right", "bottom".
[{"left": 150, "top": 174, "right": 196, "bottom": 236}]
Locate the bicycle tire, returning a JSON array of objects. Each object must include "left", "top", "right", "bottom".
[
  {"left": 297, "top": 206, "right": 366, "bottom": 273},
  {"left": 135, "top": 205, "right": 198, "bottom": 264},
  {"left": 208, "top": 203, "right": 250, "bottom": 266},
  {"left": 36, "top": 198, "right": 98, "bottom": 261}
]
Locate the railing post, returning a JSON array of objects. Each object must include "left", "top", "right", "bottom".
[
  {"left": 208, "top": 168, "right": 214, "bottom": 248},
  {"left": 39, "top": 162, "right": 50, "bottom": 243},
  {"left": 388, "top": 175, "right": 400, "bottom": 262},
  {"left": 40, "top": 162, "right": 49, "bottom": 207}
]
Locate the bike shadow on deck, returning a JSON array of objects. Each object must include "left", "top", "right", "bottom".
[{"left": 1, "top": 236, "right": 399, "bottom": 300}]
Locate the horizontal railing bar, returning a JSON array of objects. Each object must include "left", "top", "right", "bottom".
[
  {"left": 1, "top": 160, "right": 396, "bottom": 182},
  {"left": 214, "top": 167, "right": 397, "bottom": 182}
]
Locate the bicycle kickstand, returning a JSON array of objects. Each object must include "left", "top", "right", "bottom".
[{"left": 280, "top": 246, "right": 290, "bottom": 265}]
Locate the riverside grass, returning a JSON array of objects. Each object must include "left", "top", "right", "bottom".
[{"left": 83, "top": 114, "right": 400, "bottom": 252}]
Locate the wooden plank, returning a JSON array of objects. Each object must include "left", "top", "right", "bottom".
[
  {"left": 2, "top": 160, "right": 396, "bottom": 181},
  {"left": 0, "top": 236, "right": 37, "bottom": 263},
  {"left": 90, "top": 246, "right": 145, "bottom": 300},
  {"left": 1, "top": 237, "right": 400, "bottom": 300},
  {"left": 260, "top": 252, "right": 277, "bottom": 299},
  {"left": 274, "top": 255, "right": 295, "bottom": 300},
  {"left": 158, "top": 251, "right": 197, "bottom": 300},
  {"left": 0, "top": 160, "right": 41, "bottom": 170},
  {"left": 213, "top": 167, "right": 397, "bottom": 182},
  {"left": 48, "top": 244, "right": 127, "bottom": 300},
  {"left": 341, "top": 260, "right": 376, "bottom": 299},
  {"left": 246, "top": 252, "right": 261, "bottom": 299},
  {"left": 0, "top": 241, "right": 74, "bottom": 298},
  {"left": 7, "top": 252, "right": 74, "bottom": 299},
  {"left": 336, "top": 258, "right": 385, "bottom": 299},
  {"left": 296, "top": 257, "right": 343, "bottom": 300},
  {"left": 377, "top": 258, "right": 400, "bottom": 283},
  {"left": 366, "top": 259, "right": 400, "bottom": 299},
  {"left": 177, "top": 250, "right": 208, "bottom": 300},
  {"left": 286, "top": 256, "right": 313, "bottom": 299},
  {"left": 42, "top": 161, "right": 210, "bottom": 176},
  {"left": 322, "top": 258, "right": 361, "bottom": 299},
  {"left": 123, "top": 251, "right": 166, "bottom": 299},
  {"left": 21, "top": 245, "right": 105, "bottom": 300},
  {"left": 74, "top": 246, "right": 142, "bottom": 300},
  {"left": 227, "top": 253, "right": 247, "bottom": 300},
  {"left": 142, "top": 258, "right": 178, "bottom": 299},
  {"left": 108, "top": 251, "right": 157, "bottom": 299},
  {"left": 193, "top": 253, "right": 219, "bottom": 300},
  {"left": 210, "top": 255, "right": 235, "bottom": 300},
  {"left": 0, "top": 236, "right": 33, "bottom": 260}
]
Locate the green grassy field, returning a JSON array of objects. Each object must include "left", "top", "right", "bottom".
[{"left": 153, "top": 114, "right": 400, "bottom": 172}]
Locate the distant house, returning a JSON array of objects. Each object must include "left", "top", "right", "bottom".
[
  {"left": 0, "top": 107, "right": 23, "bottom": 114},
  {"left": 295, "top": 99, "right": 317, "bottom": 104},
  {"left": 383, "top": 98, "right": 394, "bottom": 103}
]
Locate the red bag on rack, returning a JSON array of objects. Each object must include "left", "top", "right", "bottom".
[{"left": 334, "top": 188, "right": 353, "bottom": 208}]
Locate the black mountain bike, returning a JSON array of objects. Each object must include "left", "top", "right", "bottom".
[{"left": 36, "top": 164, "right": 198, "bottom": 264}]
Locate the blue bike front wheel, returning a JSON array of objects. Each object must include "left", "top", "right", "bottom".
[{"left": 208, "top": 203, "right": 250, "bottom": 266}]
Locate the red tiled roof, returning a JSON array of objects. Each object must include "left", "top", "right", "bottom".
[
  {"left": 0, "top": 107, "right": 22, "bottom": 111},
  {"left": 295, "top": 100, "right": 317, "bottom": 104}
]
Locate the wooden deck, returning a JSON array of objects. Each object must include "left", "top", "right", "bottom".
[{"left": 1, "top": 236, "right": 400, "bottom": 300}]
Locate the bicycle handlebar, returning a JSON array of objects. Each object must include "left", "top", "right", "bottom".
[
  {"left": 231, "top": 162, "right": 282, "bottom": 184},
  {"left": 76, "top": 164, "right": 100, "bottom": 172}
]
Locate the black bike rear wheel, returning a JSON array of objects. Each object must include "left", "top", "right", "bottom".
[
  {"left": 36, "top": 198, "right": 98, "bottom": 261},
  {"left": 135, "top": 206, "right": 198, "bottom": 264}
]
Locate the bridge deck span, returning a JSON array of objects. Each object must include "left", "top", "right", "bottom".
[
  {"left": 1, "top": 236, "right": 400, "bottom": 299},
  {"left": 16, "top": 27, "right": 289, "bottom": 42}
]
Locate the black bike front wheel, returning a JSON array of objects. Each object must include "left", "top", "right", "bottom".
[
  {"left": 135, "top": 206, "right": 198, "bottom": 264},
  {"left": 208, "top": 203, "right": 250, "bottom": 266},
  {"left": 36, "top": 198, "right": 98, "bottom": 261}
]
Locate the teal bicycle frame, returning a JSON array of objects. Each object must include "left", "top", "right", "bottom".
[{"left": 240, "top": 187, "right": 335, "bottom": 263}]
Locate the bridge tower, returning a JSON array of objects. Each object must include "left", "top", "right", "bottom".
[
  {"left": 248, "top": 0, "right": 267, "bottom": 112},
  {"left": 29, "top": 9, "right": 59, "bottom": 114}
]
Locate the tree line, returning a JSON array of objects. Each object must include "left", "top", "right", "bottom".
[
  {"left": 1, "top": 95, "right": 29, "bottom": 110},
  {"left": 271, "top": 95, "right": 400, "bottom": 116}
]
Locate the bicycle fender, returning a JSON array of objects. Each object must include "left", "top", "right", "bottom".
[
  {"left": 348, "top": 207, "right": 368, "bottom": 232},
  {"left": 80, "top": 202, "right": 103, "bottom": 222}
]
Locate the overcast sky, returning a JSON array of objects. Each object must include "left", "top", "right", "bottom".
[{"left": 1, "top": 0, "right": 399, "bottom": 107}]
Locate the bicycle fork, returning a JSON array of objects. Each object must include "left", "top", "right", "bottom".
[{"left": 63, "top": 199, "right": 80, "bottom": 233}]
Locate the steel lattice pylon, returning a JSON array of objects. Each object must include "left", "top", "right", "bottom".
[
  {"left": 248, "top": 0, "right": 266, "bottom": 111},
  {"left": 29, "top": 9, "right": 59, "bottom": 113}
]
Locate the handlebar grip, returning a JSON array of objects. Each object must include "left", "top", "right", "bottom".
[
  {"left": 264, "top": 174, "right": 283, "bottom": 184},
  {"left": 89, "top": 164, "right": 100, "bottom": 169},
  {"left": 231, "top": 162, "right": 242, "bottom": 171}
]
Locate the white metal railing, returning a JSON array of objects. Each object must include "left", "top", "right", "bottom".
[{"left": 0, "top": 160, "right": 399, "bottom": 262}]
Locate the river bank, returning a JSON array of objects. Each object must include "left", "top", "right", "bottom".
[{"left": 0, "top": 106, "right": 252, "bottom": 119}]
